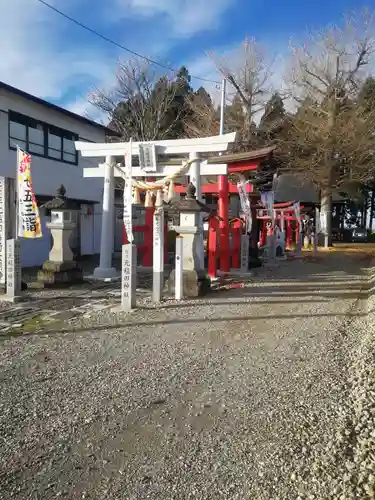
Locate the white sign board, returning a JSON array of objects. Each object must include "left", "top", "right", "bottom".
[
  {"left": 153, "top": 210, "right": 164, "bottom": 303},
  {"left": 153, "top": 211, "right": 164, "bottom": 272},
  {"left": 6, "top": 239, "right": 21, "bottom": 298},
  {"left": 121, "top": 243, "right": 136, "bottom": 310},
  {"left": 139, "top": 143, "right": 157, "bottom": 173},
  {"left": 0, "top": 178, "right": 6, "bottom": 285},
  {"left": 175, "top": 236, "right": 183, "bottom": 300}
]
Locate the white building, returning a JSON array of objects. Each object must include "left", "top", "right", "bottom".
[{"left": 0, "top": 81, "right": 119, "bottom": 268}]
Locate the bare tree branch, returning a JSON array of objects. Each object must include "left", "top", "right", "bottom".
[
  {"left": 209, "top": 37, "right": 273, "bottom": 131},
  {"left": 89, "top": 58, "right": 181, "bottom": 142},
  {"left": 278, "top": 10, "right": 375, "bottom": 246}
]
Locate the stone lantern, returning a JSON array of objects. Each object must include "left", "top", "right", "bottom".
[
  {"left": 37, "top": 185, "right": 83, "bottom": 286},
  {"left": 166, "top": 182, "right": 212, "bottom": 297}
]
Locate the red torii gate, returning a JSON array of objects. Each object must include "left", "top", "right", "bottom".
[
  {"left": 174, "top": 146, "right": 276, "bottom": 273},
  {"left": 255, "top": 203, "right": 305, "bottom": 248}
]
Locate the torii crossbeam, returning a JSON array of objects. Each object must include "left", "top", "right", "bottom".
[{"left": 75, "top": 133, "right": 237, "bottom": 281}]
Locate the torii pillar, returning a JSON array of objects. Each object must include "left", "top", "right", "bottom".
[
  {"left": 218, "top": 174, "right": 230, "bottom": 273},
  {"left": 93, "top": 156, "right": 117, "bottom": 279},
  {"left": 189, "top": 152, "right": 204, "bottom": 269}
]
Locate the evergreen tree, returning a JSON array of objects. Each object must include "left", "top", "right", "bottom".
[
  {"left": 168, "top": 66, "right": 193, "bottom": 138},
  {"left": 259, "top": 92, "right": 286, "bottom": 140},
  {"left": 91, "top": 60, "right": 192, "bottom": 141},
  {"left": 194, "top": 86, "right": 212, "bottom": 107},
  {"left": 183, "top": 86, "right": 219, "bottom": 138},
  {"left": 358, "top": 76, "right": 375, "bottom": 111}
]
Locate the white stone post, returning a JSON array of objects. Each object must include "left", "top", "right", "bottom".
[
  {"left": 93, "top": 155, "right": 117, "bottom": 279},
  {"left": 152, "top": 209, "right": 164, "bottom": 303},
  {"left": 6, "top": 238, "right": 21, "bottom": 300},
  {"left": 121, "top": 243, "right": 137, "bottom": 310},
  {"left": 175, "top": 235, "right": 183, "bottom": 300},
  {"left": 189, "top": 152, "right": 204, "bottom": 269}
]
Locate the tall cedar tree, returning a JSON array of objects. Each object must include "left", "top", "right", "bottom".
[
  {"left": 167, "top": 67, "right": 193, "bottom": 139},
  {"left": 184, "top": 87, "right": 219, "bottom": 138},
  {"left": 259, "top": 92, "right": 286, "bottom": 142}
]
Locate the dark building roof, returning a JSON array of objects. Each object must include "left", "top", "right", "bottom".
[
  {"left": 0, "top": 81, "right": 120, "bottom": 137},
  {"left": 207, "top": 146, "right": 276, "bottom": 164}
]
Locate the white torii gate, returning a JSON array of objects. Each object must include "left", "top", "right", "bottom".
[{"left": 75, "top": 133, "right": 236, "bottom": 282}]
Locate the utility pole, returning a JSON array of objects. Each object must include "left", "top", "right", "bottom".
[{"left": 219, "top": 78, "right": 226, "bottom": 136}]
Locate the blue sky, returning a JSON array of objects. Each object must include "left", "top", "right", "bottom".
[{"left": 0, "top": 0, "right": 373, "bottom": 123}]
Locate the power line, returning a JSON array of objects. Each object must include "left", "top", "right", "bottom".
[{"left": 36, "top": 0, "right": 221, "bottom": 85}]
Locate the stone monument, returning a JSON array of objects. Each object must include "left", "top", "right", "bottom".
[
  {"left": 37, "top": 185, "right": 83, "bottom": 286},
  {"left": 167, "top": 183, "right": 212, "bottom": 297}
]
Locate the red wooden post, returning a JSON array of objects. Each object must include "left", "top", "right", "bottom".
[
  {"left": 208, "top": 217, "right": 218, "bottom": 278},
  {"left": 295, "top": 221, "right": 299, "bottom": 245},
  {"left": 218, "top": 174, "right": 230, "bottom": 273}
]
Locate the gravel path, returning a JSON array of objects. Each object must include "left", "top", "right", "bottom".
[{"left": 0, "top": 254, "right": 373, "bottom": 499}]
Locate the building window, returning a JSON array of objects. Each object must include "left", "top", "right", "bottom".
[{"left": 9, "top": 111, "right": 78, "bottom": 165}]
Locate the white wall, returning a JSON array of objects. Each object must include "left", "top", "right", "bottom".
[
  {"left": 20, "top": 215, "right": 51, "bottom": 267},
  {"left": 0, "top": 87, "right": 105, "bottom": 202},
  {"left": 0, "top": 88, "right": 109, "bottom": 266}
]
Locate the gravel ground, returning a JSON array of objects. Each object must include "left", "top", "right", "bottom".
[{"left": 0, "top": 253, "right": 374, "bottom": 500}]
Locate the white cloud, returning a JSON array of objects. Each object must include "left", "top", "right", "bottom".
[
  {"left": 0, "top": 0, "right": 117, "bottom": 103},
  {"left": 115, "top": 0, "right": 233, "bottom": 37},
  {"left": 0, "top": 0, "right": 235, "bottom": 123}
]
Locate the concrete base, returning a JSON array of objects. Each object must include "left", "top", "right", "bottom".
[
  {"left": 167, "top": 269, "right": 211, "bottom": 298},
  {"left": 86, "top": 273, "right": 121, "bottom": 283},
  {"left": 153, "top": 271, "right": 164, "bottom": 303},
  {"left": 93, "top": 266, "right": 118, "bottom": 280},
  {"left": 37, "top": 260, "right": 83, "bottom": 287},
  {"left": 0, "top": 294, "right": 25, "bottom": 303},
  {"left": 110, "top": 304, "right": 135, "bottom": 313}
]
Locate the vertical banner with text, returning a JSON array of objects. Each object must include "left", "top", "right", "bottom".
[
  {"left": 121, "top": 141, "right": 136, "bottom": 310},
  {"left": 123, "top": 142, "right": 133, "bottom": 244},
  {"left": 261, "top": 191, "right": 275, "bottom": 227},
  {"left": 237, "top": 179, "right": 252, "bottom": 234},
  {"left": 293, "top": 202, "right": 302, "bottom": 231},
  {"left": 17, "top": 149, "right": 42, "bottom": 239}
]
